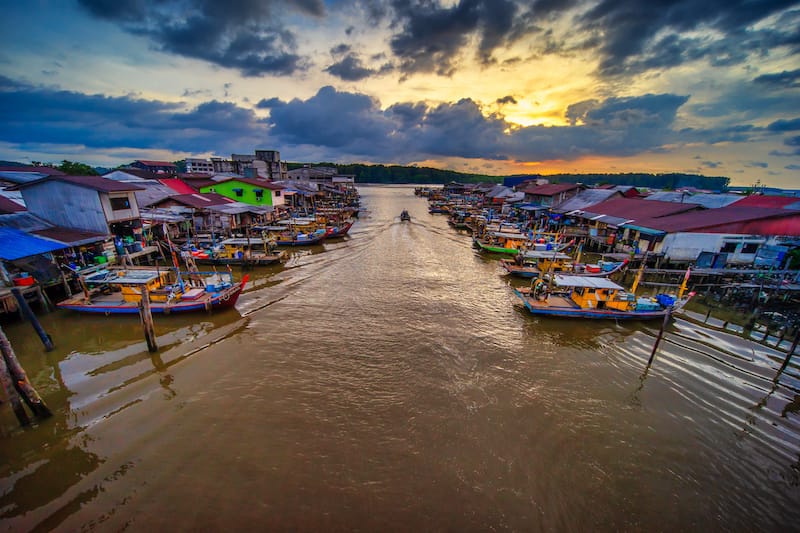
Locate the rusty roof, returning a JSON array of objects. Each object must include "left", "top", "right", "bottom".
[
  {"left": 519, "top": 183, "right": 581, "bottom": 196},
  {"left": 580, "top": 197, "right": 701, "bottom": 220},
  {"left": 732, "top": 195, "right": 800, "bottom": 209},
  {"left": 13, "top": 175, "right": 145, "bottom": 192},
  {"left": 626, "top": 206, "right": 799, "bottom": 233}
]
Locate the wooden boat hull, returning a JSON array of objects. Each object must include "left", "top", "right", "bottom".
[
  {"left": 273, "top": 234, "right": 327, "bottom": 246},
  {"left": 58, "top": 280, "right": 246, "bottom": 315},
  {"left": 500, "top": 260, "right": 540, "bottom": 278},
  {"left": 473, "top": 238, "right": 519, "bottom": 255},
  {"left": 325, "top": 221, "right": 354, "bottom": 239},
  {"left": 513, "top": 289, "right": 668, "bottom": 320},
  {"left": 194, "top": 255, "right": 282, "bottom": 266}
]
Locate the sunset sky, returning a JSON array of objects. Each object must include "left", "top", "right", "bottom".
[{"left": 1, "top": 0, "right": 799, "bottom": 187}]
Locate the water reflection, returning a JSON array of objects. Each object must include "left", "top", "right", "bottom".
[{"left": 1, "top": 185, "right": 799, "bottom": 531}]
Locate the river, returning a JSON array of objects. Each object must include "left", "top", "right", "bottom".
[{"left": 1, "top": 185, "right": 799, "bottom": 531}]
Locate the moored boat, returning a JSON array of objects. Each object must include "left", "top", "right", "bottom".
[
  {"left": 58, "top": 267, "right": 247, "bottom": 314},
  {"left": 400, "top": 209, "right": 411, "bottom": 221},
  {"left": 513, "top": 275, "right": 692, "bottom": 320},
  {"left": 500, "top": 250, "right": 574, "bottom": 278},
  {"left": 190, "top": 238, "right": 285, "bottom": 266}
]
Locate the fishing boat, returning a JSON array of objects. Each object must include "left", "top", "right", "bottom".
[
  {"left": 473, "top": 231, "right": 528, "bottom": 255},
  {"left": 190, "top": 238, "right": 285, "bottom": 266},
  {"left": 400, "top": 210, "right": 411, "bottom": 221},
  {"left": 254, "top": 225, "right": 328, "bottom": 246},
  {"left": 513, "top": 275, "right": 692, "bottom": 320},
  {"left": 57, "top": 267, "right": 247, "bottom": 314},
  {"left": 325, "top": 220, "right": 354, "bottom": 239},
  {"left": 500, "top": 250, "right": 574, "bottom": 278}
]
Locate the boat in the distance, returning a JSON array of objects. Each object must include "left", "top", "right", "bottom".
[
  {"left": 57, "top": 267, "right": 247, "bottom": 314},
  {"left": 513, "top": 275, "right": 692, "bottom": 320},
  {"left": 400, "top": 210, "right": 411, "bottom": 221}
]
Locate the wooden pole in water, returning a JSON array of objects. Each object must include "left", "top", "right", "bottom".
[
  {"left": 776, "top": 331, "right": 800, "bottom": 378},
  {"left": 0, "top": 325, "right": 52, "bottom": 420},
  {"left": 138, "top": 287, "right": 158, "bottom": 353},
  {"left": 0, "top": 344, "right": 30, "bottom": 426},
  {"left": 10, "top": 287, "right": 54, "bottom": 351},
  {"left": 648, "top": 307, "right": 673, "bottom": 366}
]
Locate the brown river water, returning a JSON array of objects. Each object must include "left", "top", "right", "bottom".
[{"left": 1, "top": 185, "right": 799, "bottom": 531}]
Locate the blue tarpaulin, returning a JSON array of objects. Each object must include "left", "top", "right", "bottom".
[{"left": 0, "top": 227, "right": 65, "bottom": 260}]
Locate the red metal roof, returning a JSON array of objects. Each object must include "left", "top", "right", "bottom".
[
  {"left": 630, "top": 206, "right": 800, "bottom": 235},
  {"left": 520, "top": 183, "right": 581, "bottom": 196},
  {"left": 731, "top": 195, "right": 800, "bottom": 209},
  {"left": 582, "top": 197, "right": 701, "bottom": 219},
  {"left": 0, "top": 196, "right": 25, "bottom": 214},
  {"left": 159, "top": 178, "right": 197, "bottom": 194},
  {"left": 32, "top": 226, "right": 108, "bottom": 245}
]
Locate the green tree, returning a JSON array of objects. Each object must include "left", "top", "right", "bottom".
[{"left": 57, "top": 160, "right": 99, "bottom": 175}]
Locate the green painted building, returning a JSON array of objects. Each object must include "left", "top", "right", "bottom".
[{"left": 199, "top": 177, "right": 285, "bottom": 207}]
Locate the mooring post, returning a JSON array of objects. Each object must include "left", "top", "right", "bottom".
[
  {"left": 10, "top": 287, "right": 54, "bottom": 351},
  {"left": 648, "top": 307, "right": 673, "bottom": 366},
  {"left": 0, "top": 325, "right": 52, "bottom": 421},
  {"left": 776, "top": 331, "right": 800, "bottom": 378},
  {"left": 0, "top": 345, "right": 30, "bottom": 426},
  {"left": 138, "top": 287, "right": 158, "bottom": 353}
]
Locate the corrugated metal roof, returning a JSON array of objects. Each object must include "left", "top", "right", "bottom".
[
  {"left": 625, "top": 206, "right": 799, "bottom": 234},
  {"left": 206, "top": 202, "right": 274, "bottom": 215},
  {"left": 580, "top": 197, "right": 701, "bottom": 221},
  {"left": 32, "top": 227, "right": 108, "bottom": 246},
  {"left": 520, "top": 183, "right": 581, "bottom": 196},
  {"left": 0, "top": 227, "right": 66, "bottom": 260},
  {"left": 645, "top": 191, "right": 742, "bottom": 208},
  {"left": 553, "top": 189, "right": 621, "bottom": 212},
  {"left": 733, "top": 195, "right": 800, "bottom": 209},
  {"left": 160, "top": 193, "right": 235, "bottom": 208},
  {"left": 0, "top": 195, "right": 25, "bottom": 214},
  {"left": 0, "top": 212, "right": 53, "bottom": 231},
  {"left": 13, "top": 175, "right": 145, "bottom": 192}
]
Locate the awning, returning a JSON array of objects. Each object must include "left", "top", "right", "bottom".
[
  {"left": 622, "top": 224, "right": 666, "bottom": 236},
  {"left": 0, "top": 227, "right": 66, "bottom": 260}
]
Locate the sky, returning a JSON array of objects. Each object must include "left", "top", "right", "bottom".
[{"left": 0, "top": 0, "right": 799, "bottom": 188}]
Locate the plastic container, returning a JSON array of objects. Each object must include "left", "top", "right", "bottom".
[
  {"left": 13, "top": 274, "right": 35, "bottom": 286},
  {"left": 94, "top": 255, "right": 108, "bottom": 264}
]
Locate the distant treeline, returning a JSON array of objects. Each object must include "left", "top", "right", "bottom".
[
  {"left": 527, "top": 173, "right": 731, "bottom": 191},
  {"left": 288, "top": 163, "right": 501, "bottom": 184},
  {"left": 290, "top": 163, "right": 729, "bottom": 190}
]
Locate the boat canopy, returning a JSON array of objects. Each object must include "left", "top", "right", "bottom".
[
  {"left": 521, "top": 250, "right": 572, "bottom": 260},
  {"left": 492, "top": 231, "right": 527, "bottom": 239},
  {"left": 551, "top": 275, "right": 624, "bottom": 289}
]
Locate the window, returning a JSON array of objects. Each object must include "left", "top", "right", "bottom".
[
  {"left": 720, "top": 242, "right": 738, "bottom": 253},
  {"left": 233, "top": 188, "right": 244, "bottom": 197},
  {"left": 741, "top": 243, "right": 758, "bottom": 254},
  {"left": 254, "top": 189, "right": 264, "bottom": 200},
  {"left": 110, "top": 197, "right": 130, "bottom": 211},
  {"left": 275, "top": 190, "right": 281, "bottom": 197}
]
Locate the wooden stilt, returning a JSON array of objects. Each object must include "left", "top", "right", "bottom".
[
  {"left": 139, "top": 287, "right": 158, "bottom": 353},
  {"left": 0, "top": 325, "right": 52, "bottom": 420},
  {"left": 648, "top": 307, "right": 673, "bottom": 366},
  {"left": 776, "top": 332, "right": 800, "bottom": 378},
  {"left": 10, "top": 288, "right": 54, "bottom": 351},
  {"left": 0, "top": 347, "right": 30, "bottom": 426}
]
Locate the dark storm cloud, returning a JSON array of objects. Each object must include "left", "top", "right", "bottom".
[
  {"left": 0, "top": 79, "right": 266, "bottom": 152},
  {"left": 266, "top": 86, "right": 397, "bottom": 151},
  {"left": 576, "top": 0, "right": 799, "bottom": 78},
  {"left": 768, "top": 118, "right": 800, "bottom": 131},
  {"left": 77, "top": 0, "right": 320, "bottom": 76},
  {"left": 325, "top": 54, "right": 376, "bottom": 81},
  {"left": 265, "top": 86, "right": 690, "bottom": 161},
  {"left": 388, "top": 0, "right": 521, "bottom": 76},
  {"left": 496, "top": 95, "right": 517, "bottom": 105},
  {"left": 754, "top": 69, "right": 800, "bottom": 88}
]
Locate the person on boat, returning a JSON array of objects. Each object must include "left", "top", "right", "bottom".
[{"left": 515, "top": 253, "right": 524, "bottom": 266}]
